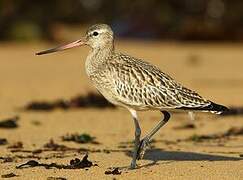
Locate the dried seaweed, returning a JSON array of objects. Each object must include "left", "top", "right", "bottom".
[
  {"left": 16, "top": 154, "right": 95, "bottom": 169},
  {"left": 0, "top": 156, "right": 14, "bottom": 163},
  {"left": 8, "top": 138, "right": 129, "bottom": 163},
  {"left": 43, "top": 139, "right": 69, "bottom": 151},
  {"left": 7, "top": 141, "right": 23, "bottom": 149},
  {"left": 24, "top": 93, "right": 115, "bottom": 111},
  {"left": 0, "top": 116, "right": 19, "bottom": 128},
  {"left": 1, "top": 173, "right": 18, "bottom": 178},
  {"left": 62, "top": 133, "right": 99, "bottom": 144},
  {"left": 104, "top": 168, "right": 121, "bottom": 175}
]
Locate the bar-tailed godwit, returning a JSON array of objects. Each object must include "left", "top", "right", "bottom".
[{"left": 36, "top": 24, "right": 228, "bottom": 169}]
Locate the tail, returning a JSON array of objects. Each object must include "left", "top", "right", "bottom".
[
  {"left": 205, "top": 101, "right": 229, "bottom": 114},
  {"left": 177, "top": 101, "right": 229, "bottom": 114}
]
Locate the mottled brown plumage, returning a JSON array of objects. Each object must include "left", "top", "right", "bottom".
[
  {"left": 92, "top": 52, "right": 211, "bottom": 110},
  {"left": 36, "top": 23, "right": 228, "bottom": 169}
]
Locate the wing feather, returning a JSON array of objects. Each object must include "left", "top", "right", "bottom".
[{"left": 105, "top": 53, "right": 210, "bottom": 110}]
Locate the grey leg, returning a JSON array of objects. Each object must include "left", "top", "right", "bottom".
[
  {"left": 128, "top": 109, "right": 141, "bottom": 169},
  {"left": 137, "top": 110, "right": 170, "bottom": 160}
]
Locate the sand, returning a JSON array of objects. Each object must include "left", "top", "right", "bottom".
[{"left": 0, "top": 41, "right": 243, "bottom": 179}]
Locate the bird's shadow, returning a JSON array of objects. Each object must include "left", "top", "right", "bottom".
[{"left": 123, "top": 148, "right": 242, "bottom": 169}]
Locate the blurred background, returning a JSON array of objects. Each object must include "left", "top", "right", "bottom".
[
  {"left": 0, "top": 0, "right": 242, "bottom": 110},
  {"left": 1, "top": 2, "right": 243, "bottom": 179},
  {"left": 1, "top": 0, "right": 243, "bottom": 42}
]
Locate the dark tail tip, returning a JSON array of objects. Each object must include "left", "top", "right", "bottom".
[{"left": 210, "top": 102, "right": 229, "bottom": 114}]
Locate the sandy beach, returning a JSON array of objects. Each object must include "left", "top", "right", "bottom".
[{"left": 0, "top": 41, "right": 243, "bottom": 179}]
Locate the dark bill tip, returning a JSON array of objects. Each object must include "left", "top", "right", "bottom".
[
  {"left": 35, "top": 39, "right": 85, "bottom": 56},
  {"left": 35, "top": 48, "right": 59, "bottom": 55}
]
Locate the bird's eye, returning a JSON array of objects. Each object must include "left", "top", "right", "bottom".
[{"left": 93, "top": 31, "right": 99, "bottom": 36}]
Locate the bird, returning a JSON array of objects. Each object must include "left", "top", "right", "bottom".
[{"left": 36, "top": 24, "right": 228, "bottom": 169}]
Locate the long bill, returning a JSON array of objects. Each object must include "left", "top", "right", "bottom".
[{"left": 36, "top": 39, "right": 86, "bottom": 55}]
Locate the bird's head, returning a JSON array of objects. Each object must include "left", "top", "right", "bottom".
[
  {"left": 36, "top": 24, "right": 114, "bottom": 55},
  {"left": 85, "top": 24, "right": 114, "bottom": 49}
]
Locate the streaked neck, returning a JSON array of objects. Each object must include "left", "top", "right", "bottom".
[{"left": 85, "top": 42, "right": 114, "bottom": 76}]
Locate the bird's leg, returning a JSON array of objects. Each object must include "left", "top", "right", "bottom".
[
  {"left": 188, "top": 111, "right": 195, "bottom": 121},
  {"left": 129, "top": 109, "right": 141, "bottom": 169},
  {"left": 137, "top": 110, "right": 170, "bottom": 160}
]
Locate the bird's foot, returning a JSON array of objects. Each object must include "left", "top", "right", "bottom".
[
  {"left": 136, "top": 138, "right": 150, "bottom": 160},
  {"left": 130, "top": 161, "right": 136, "bottom": 169}
]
